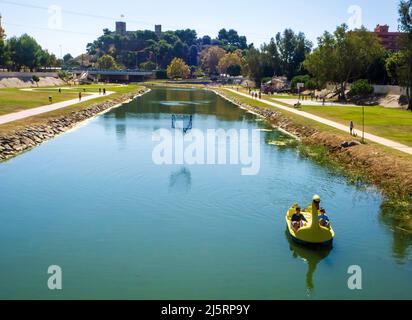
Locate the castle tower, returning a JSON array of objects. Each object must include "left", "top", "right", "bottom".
[
  {"left": 155, "top": 25, "right": 162, "bottom": 38},
  {"left": 116, "top": 21, "right": 126, "bottom": 35}
]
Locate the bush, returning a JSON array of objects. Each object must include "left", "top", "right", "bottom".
[
  {"left": 227, "top": 64, "right": 241, "bottom": 76},
  {"left": 140, "top": 61, "right": 157, "bottom": 71},
  {"left": 350, "top": 79, "right": 374, "bottom": 97},
  {"left": 155, "top": 70, "right": 168, "bottom": 79},
  {"left": 32, "top": 75, "right": 40, "bottom": 86}
]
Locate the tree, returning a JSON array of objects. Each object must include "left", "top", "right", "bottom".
[
  {"left": 140, "top": 61, "right": 157, "bottom": 71},
  {"left": 175, "top": 29, "right": 197, "bottom": 47},
  {"left": 0, "top": 39, "right": 10, "bottom": 68},
  {"left": 244, "top": 47, "right": 264, "bottom": 85},
  {"left": 38, "top": 50, "right": 59, "bottom": 68},
  {"left": 218, "top": 29, "right": 248, "bottom": 50},
  {"left": 398, "top": 0, "right": 412, "bottom": 110},
  {"left": 260, "top": 38, "right": 281, "bottom": 78},
  {"left": 32, "top": 75, "right": 40, "bottom": 87},
  {"left": 167, "top": 58, "right": 190, "bottom": 79},
  {"left": 58, "top": 70, "right": 73, "bottom": 84},
  {"left": 276, "top": 29, "right": 312, "bottom": 79},
  {"left": 96, "top": 54, "right": 120, "bottom": 70},
  {"left": 201, "top": 35, "right": 212, "bottom": 46},
  {"left": 200, "top": 46, "right": 226, "bottom": 75},
  {"left": 8, "top": 34, "right": 43, "bottom": 71},
  {"left": 291, "top": 74, "right": 312, "bottom": 90},
  {"left": 63, "top": 54, "right": 73, "bottom": 63},
  {"left": 304, "top": 24, "right": 384, "bottom": 100},
  {"left": 188, "top": 45, "right": 199, "bottom": 66},
  {"left": 218, "top": 50, "right": 243, "bottom": 75}
]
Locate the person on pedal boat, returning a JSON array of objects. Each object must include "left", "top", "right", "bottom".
[
  {"left": 291, "top": 207, "right": 308, "bottom": 231},
  {"left": 319, "top": 208, "right": 330, "bottom": 228}
]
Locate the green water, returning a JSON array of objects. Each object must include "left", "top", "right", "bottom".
[{"left": 0, "top": 87, "right": 411, "bottom": 300}]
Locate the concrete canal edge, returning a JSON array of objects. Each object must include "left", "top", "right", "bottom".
[
  {"left": 212, "top": 88, "right": 412, "bottom": 205},
  {"left": 0, "top": 88, "right": 151, "bottom": 162}
]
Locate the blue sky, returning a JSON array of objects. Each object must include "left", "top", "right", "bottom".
[{"left": 0, "top": 0, "right": 401, "bottom": 57}]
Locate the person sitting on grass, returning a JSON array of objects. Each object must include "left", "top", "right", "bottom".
[
  {"left": 291, "top": 207, "right": 307, "bottom": 231},
  {"left": 319, "top": 208, "right": 330, "bottom": 228}
]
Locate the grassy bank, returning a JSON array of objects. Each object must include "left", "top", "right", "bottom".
[
  {"left": 0, "top": 84, "right": 145, "bottom": 135},
  {"left": 229, "top": 86, "right": 412, "bottom": 147},
  {"left": 216, "top": 87, "right": 412, "bottom": 218},
  {"left": 0, "top": 88, "right": 77, "bottom": 115},
  {"left": 288, "top": 104, "right": 412, "bottom": 147},
  {"left": 0, "top": 84, "right": 138, "bottom": 116}
]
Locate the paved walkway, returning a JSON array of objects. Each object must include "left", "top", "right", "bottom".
[
  {"left": 0, "top": 91, "right": 114, "bottom": 125},
  {"left": 273, "top": 98, "right": 361, "bottom": 108},
  {"left": 228, "top": 89, "right": 412, "bottom": 156}
]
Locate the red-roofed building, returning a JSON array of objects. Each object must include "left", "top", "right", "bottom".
[{"left": 373, "top": 25, "right": 402, "bottom": 52}]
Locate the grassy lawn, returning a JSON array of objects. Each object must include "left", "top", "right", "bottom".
[
  {"left": 296, "top": 105, "right": 412, "bottom": 147},
  {"left": 0, "top": 84, "right": 144, "bottom": 135},
  {"left": 0, "top": 84, "right": 138, "bottom": 116},
  {"left": 0, "top": 88, "right": 78, "bottom": 115}
]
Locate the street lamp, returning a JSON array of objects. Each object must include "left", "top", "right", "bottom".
[{"left": 362, "top": 105, "right": 365, "bottom": 144}]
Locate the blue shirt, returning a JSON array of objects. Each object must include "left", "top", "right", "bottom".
[{"left": 319, "top": 215, "right": 330, "bottom": 226}]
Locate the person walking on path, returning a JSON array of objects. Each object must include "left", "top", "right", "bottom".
[
  {"left": 259, "top": 91, "right": 262, "bottom": 99},
  {"left": 79, "top": 92, "right": 82, "bottom": 102},
  {"left": 103, "top": 88, "right": 106, "bottom": 95},
  {"left": 350, "top": 121, "right": 354, "bottom": 136}
]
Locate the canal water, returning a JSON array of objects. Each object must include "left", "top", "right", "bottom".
[{"left": 0, "top": 87, "right": 411, "bottom": 299}]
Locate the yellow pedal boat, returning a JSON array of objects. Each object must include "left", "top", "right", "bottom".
[{"left": 286, "top": 195, "right": 335, "bottom": 247}]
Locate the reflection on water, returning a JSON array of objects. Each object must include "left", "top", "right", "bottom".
[
  {"left": 159, "top": 100, "right": 211, "bottom": 107},
  {"left": 115, "top": 124, "right": 126, "bottom": 142},
  {"left": 286, "top": 231, "right": 332, "bottom": 295},
  {"left": 380, "top": 201, "right": 412, "bottom": 264},
  {"left": 169, "top": 167, "right": 192, "bottom": 193}
]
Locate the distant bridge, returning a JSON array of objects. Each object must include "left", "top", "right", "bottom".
[{"left": 70, "top": 69, "right": 155, "bottom": 82}]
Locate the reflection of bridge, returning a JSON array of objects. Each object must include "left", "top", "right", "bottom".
[{"left": 70, "top": 69, "right": 155, "bottom": 83}]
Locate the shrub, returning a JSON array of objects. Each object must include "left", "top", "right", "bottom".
[
  {"left": 155, "top": 70, "right": 168, "bottom": 79},
  {"left": 32, "top": 75, "right": 40, "bottom": 86},
  {"left": 140, "top": 61, "right": 157, "bottom": 71},
  {"left": 350, "top": 79, "right": 374, "bottom": 97}
]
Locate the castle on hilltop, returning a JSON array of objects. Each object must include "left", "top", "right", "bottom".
[{"left": 115, "top": 20, "right": 162, "bottom": 38}]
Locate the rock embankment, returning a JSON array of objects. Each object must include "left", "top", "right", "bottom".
[
  {"left": 0, "top": 89, "right": 149, "bottom": 161},
  {"left": 213, "top": 89, "right": 317, "bottom": 138}
]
